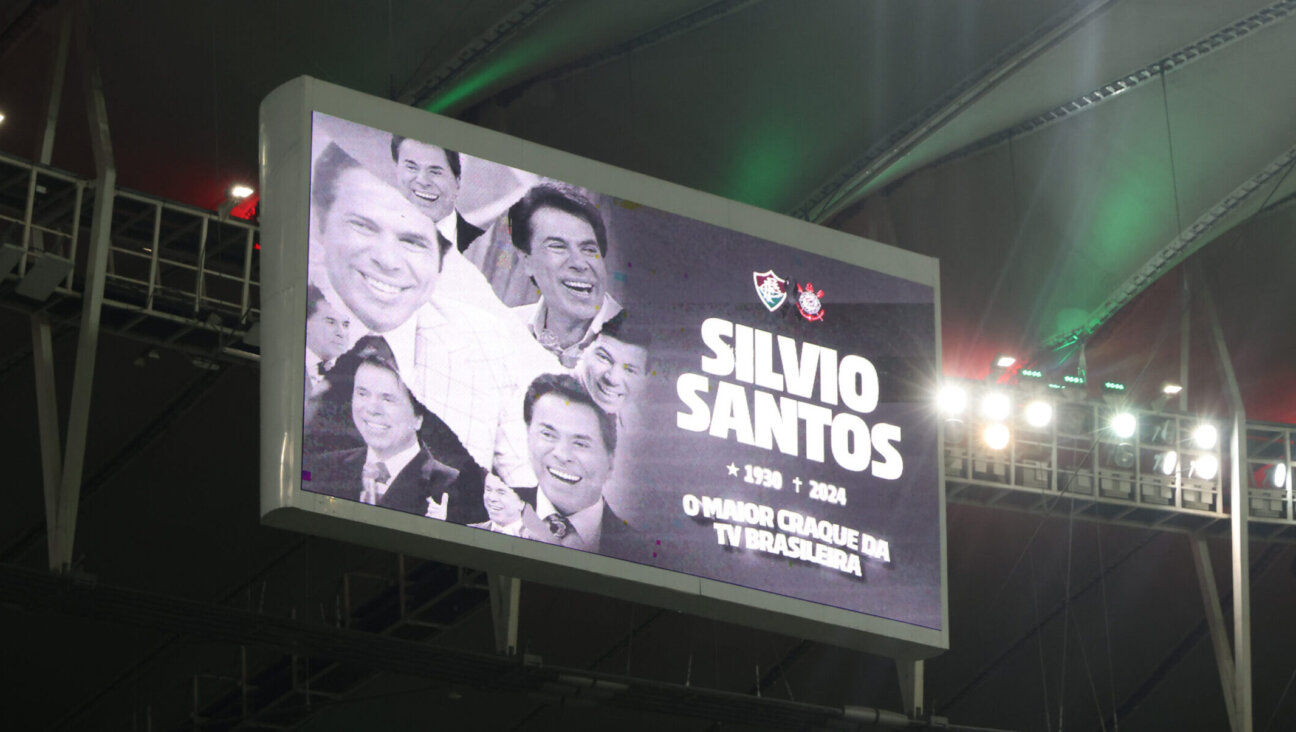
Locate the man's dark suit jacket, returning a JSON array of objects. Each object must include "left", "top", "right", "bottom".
[
  {"left": 513, "top": 487, "right": 642, "bottom": 560},
  {"left": 302, "top": 333, "right": 483, "bottom": 482},
  {"left": 455, "top": 213, "right": 484, "bottom": 253},
  {"left": 305, "top": 445, "right": 488, "bottom": 524}
]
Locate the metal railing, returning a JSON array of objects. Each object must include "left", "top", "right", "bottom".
[
  {"left": 0, "top": 150, "right": 260, "bottom": 360},
  {"left": 944, "top": 400, "right": 1296, "bottom": 540},
  {"left": 4, "top": 148, "right": 1293, "bottom": 541}
]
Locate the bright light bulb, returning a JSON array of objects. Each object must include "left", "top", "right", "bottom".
[
  {"left": 1192, "top": 424, "right": 1218, "bottom": 450},
  {"left": 1024, "top": 400, "right": 1053, "bottom": 428},
  {"left": 995, "top": 355, "right": 1016, "bottom": 369},
  {"left": 230, "top": 184, "right": 255, "bottom": 199},
  {"left": 982, "top": 423, "right": 1010, "bottom": 451},
  {"left": 1110, "top": 412, "right": 1136, "bottom": 440},
  {"left": 0, "top": 112, "right": 6, "bottom": 124},
  {"left": 1162, "top": 383, "right": 1183, "bottom": 395},
  {"left": 981, "top": 392, "right": 1011, "bottom": 422},
  {"left": 1157, "top": 451, "right": 1178, "bottom": 475},
  {"left": 1273, "top": 463, "right": 1288, "bottom": 490},
  {"left": 1192, "top": 455, "right": 1219, "bottom": 480},
  {"left": 937, "top": 385, "right": 967, "bottom": 416}
]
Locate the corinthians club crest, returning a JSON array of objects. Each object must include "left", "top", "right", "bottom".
[
  {"left": 796, "top": 282, "right": 825, "bottom": 321},
  {"left": 753, "top": 270, "right": 788, "bottom": 312}
]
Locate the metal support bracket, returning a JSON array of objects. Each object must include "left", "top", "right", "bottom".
[
  {"left": 32, "top": 314, "right": 63, "bottom": 562},
  {"left": 896, "top": 658, "right": 923, "bottom": 718},
  {"left": 1190, "top": 536, "right": 1238, "bottom": 730},
  {"left": 1179, "top": 267, "right": 1190, "bottom": 411},
  {"left": 1195, "top": 261, "right": 1251, "bottom": 732},
  {"left": 45, "top": 0, "right": 115, "bottom": 572},
  {"left": 30, "top": 0, "right": 73, "bottom": 570},
  {"left": 489, "top": 574, "right": 521, "bottom": 656}
]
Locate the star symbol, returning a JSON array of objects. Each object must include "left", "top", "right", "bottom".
[
  {"left": 726, "top": 463, "right": 739, "bottom": 477},
  {"left": 792, "top": 476, "right": 803, "bottom": 492}
]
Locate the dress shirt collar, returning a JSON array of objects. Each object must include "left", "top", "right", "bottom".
[
  {"left": 435, "top": 214, "right": 457, "bottom": 249},
  {"left": 379, "top": 314, "right": 420, "bottom": 393},
  {"left": 489, "top": 518, "right": 524, "bottom": 537},
  {"left": 535, "top": 487, "right": 604, "bottom": 548},
  {"left": 305, "top": 348, "right": 326, "bottom": 384},
  {"left": 524, "top": 294, "right": 622, "bottom": 368},
  {"left": 365, "top": 440, "right": 421, "bottom": 498},
  {"left": 311, "top": 275, "right": 422, "bottom": 390}
]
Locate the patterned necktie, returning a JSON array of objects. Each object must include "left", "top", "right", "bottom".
[
  {"left": 361, "top": 461, "right": 391, "bottom": 504},
  {"left": 544, "top": 513, "right": 575, "bottom": 540}
]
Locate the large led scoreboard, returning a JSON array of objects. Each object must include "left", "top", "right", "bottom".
[{"left": 259, "top": 76, "right": 946, "bottom": 657}]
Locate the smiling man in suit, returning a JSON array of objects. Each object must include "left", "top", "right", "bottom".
[
  {"left": 304, "top": 342, "right": 487, "bottom": 524},
  {"left": 514, "top": 373, "right": 638, "bottom": 556},
  {"left": 390, "top": 135, "right": 483, "bottom": 251},
  {"left": 508, "top": 184, "right": 622, "bottom": 370},
  {"left": 307, "top": 141, "right": 534, "bottom": 487}
]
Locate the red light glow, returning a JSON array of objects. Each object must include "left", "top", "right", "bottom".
[{"left": 228, "top": 193, "right": 259, "bottom": 221}]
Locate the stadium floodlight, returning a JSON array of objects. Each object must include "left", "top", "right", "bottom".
[
  {"left": 994, "top": 354, "right": 1017, "bottom": 369},
  {"left": 937, "top": 385, "right": 968, "bottom": 416},
  {"left": 1111, "top": 443, "right": 1136, "bottom": 469},
  {"left": 1154, "top": 450, "right": 1178, "bottom": 476},
  {"left": 944, "top": 418, "right": 967, "bottom": 445},
  {"left": 982, "top": 423, "right": 1010, "bottom": 451},
  {"left": 1192, "top": 424, "right": 1218, "bottom": 450},
  {"left": 1266, "top": 463, "right": 1289, "bottom": 490},
  {"left": 1162, "top": 383, "right": 1183, "bottom": 395},
  {"left": 1148, "top": 418, "right": 1175, "bottom": 445},
  {"left": 1024, "top": 400, "right": 1053, "bottom": 428},
  {"left": 1110, "top": 412, "right": 1137, "bottom": 440},
  {"left": 219, "top": 184, "right": 256, "bottom": 219},
  {"left": 980, "top": 392, "right": 1011, "bottom": 422},
  {"left": 1191, "top": 454, "right": 1220, "bottom": 481}
]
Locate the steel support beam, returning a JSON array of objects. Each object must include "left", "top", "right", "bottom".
[
  {"left": 896, "top": 658, "right": 923, "bottom": 718},
  {"left": 1190, "top": 537, "right": 1237, "bottom": 729},
  {"left": 31, "top": 313, "right": 62, "bottom": 562},
  {"left": 396, "top": 0, "right": 557, "bottom": 110},
  {"left": 30, "top": 6, "right": 72, "bottom": 571},
  {"left": 36, "top": 6, "right": 71, "bottom": 167},
  {"left": 1196, "top": 261, "right": 1251, "bottom": 732},
  {"left": 489, "top": 574, "right": 521, "bottom": 656},
  {"left": 0, "top": 563, "right": 932, "bottom": 732},
  {"left": 906, "top": 0, "right": 1296, "bottom": 192},
  {"left": 467, "top": 0, "right": 763, "bottom": 111},
  {"left": 797, "top": 0, "right": 1117, "bottom": 223},
  {"left": 1044, "top": 143, "right": 1296, "bottom": 352},
  {"left": 49, "top": 0, "right": 115, "bottom": 571},
  {"left": 1179, "top": 268, "right": 1190, "bottom": 411}
]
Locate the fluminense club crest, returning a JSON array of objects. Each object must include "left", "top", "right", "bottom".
[
  {"left": 796, "top": 282, "right": 825, "bottom": 322},
  {"left": 753, "top": 270, "right": 788, "bottom": 312}
]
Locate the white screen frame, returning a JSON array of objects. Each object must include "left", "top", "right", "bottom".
[{"left": 259, "top": 76, "right": 947, "bottom": 658}]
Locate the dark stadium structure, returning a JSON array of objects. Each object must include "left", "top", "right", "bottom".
[{"left": 1, "top": 2, "right": 1294, "bottom": 730}]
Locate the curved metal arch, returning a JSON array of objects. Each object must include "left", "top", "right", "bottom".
[
  {"left": 1043, "top": 144, "right": 1296, "bottom": 351},
  {"left": 792, "top": 0, "right": 1118, "bottom": 223},
  {"left": 399, "top": 0, "right": 764, "bottom": 116},
  {"left": 795, "top": 0, "right": 1296, "bottom": 226},
  {"left": 396, "top": 0, "right": 559, "bottom": 109},
  {"left": 912, "top": 0, "right": 1296, "bottom": 187},
  {"left": 470, "top": 0, "right": 763, "bottom": 108}
]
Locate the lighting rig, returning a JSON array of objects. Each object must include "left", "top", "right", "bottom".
[{"left": 937, "top": 359, "right": 1295, "bottom": 522}]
